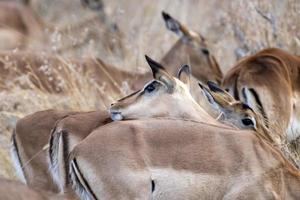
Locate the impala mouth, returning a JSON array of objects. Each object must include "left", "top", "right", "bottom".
[{"left": 110, "top": 110, "right": 123, "bottom": 121}]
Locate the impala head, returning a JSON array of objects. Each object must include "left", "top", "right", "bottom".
[
  {"left": 109, "top": 56, "right": 199, "bottom": 121},
  {"left": 200, "top": 81, "right": 258, "bottom": 130},
  {"left": 161, "top": 11, "right": 222, "bottom": 83}
]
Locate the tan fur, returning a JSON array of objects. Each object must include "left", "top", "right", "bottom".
[
  {"left": 69, "top": 118, "right": 300, "bottom": 200},
  {"left": 48, "top": 62, "right": 225, "bottom": 192},
  {"left": 223, "top": 48, "right": 300, "bottom": 141},
  {"left": 0, "top": 178, "right": 76, "bottom": 200},
  {"left": 49, "top": 110, "right": 112, "bottom": 192},
  {"left": 12, "top": 110, "right": 77, "bottom": 192},
  {"left": 10, "top": 57, "right": 221, "bottom": 192},
  {"left": 160, "top": 12, "right": 223, "bottom": 84}
]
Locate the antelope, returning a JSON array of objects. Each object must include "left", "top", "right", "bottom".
[
  {"left": 201, "top": 81, "right": 278, "bottom": 144},
  {"left": 69, "top": 118, "right": 300, "bottom": 200},
  {"left": 109, "top": 55, "right": 219, "bottom": 123},
  {"left": 202, "top": 81, "right": 300, "bottom": 169},
  {"left": 222, "top": 48, "right": 300, "bottom": 141},
  {"left": 160, "top": 11, "right": 223, "bottom": 84},
  {"left": 10, "top": 47, "right": 223, "bottom": 191},
  {"left": 47, "top": 55, "right": 225, "bottom": 193},
  {"left": 13, "top": 56, "right": 254, "bottom": 193},
  {"left": 0, "top": 178, "right": 76, "bottom": 200},
  {"left": 67, "top": 57, "right": 300, "bottom": 199}
]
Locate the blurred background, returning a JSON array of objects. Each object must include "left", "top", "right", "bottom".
[{"left": 0, "top": 0, "right": 299, "bottom": 180}]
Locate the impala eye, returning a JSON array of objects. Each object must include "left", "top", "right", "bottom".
[
  {"left": 241, "top": 118, "right": 254, "bottom": 127},
  {"left": 201, "top": 48, "right": 209, "bottom": 55},
  {"left": 145, "top": 83, "right": 156, "bottom": 93}
]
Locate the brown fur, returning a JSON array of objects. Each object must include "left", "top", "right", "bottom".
[
  {"left": 12, "top": 110, "right": 77, "bottom": 192},
  {"left": 160, "top": 12, "right": 223, "bottom": 84},
  {"left": 0, "top": 178, "right": 76, "bottom": 200},
  {"left": 69, "top": 118, "right": 300, "bottom": 200},
  {"left": 49, "top": 110, "right": 112, "bottom": 191},
  {"left": 223, "top": 48, "right": 300, "bottom": 140}
]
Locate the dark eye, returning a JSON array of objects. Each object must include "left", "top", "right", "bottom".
[
  {"left": 145, "top": 83, "right": 156, "bottom": 93},
  {"left": 201, "top": 48, "right": 209, "bottom": 55},
  {"left": 241, "top": 118, "right": 254, "bottom": 126}
]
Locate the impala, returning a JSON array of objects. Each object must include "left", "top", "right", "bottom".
[
  {"left": 160, "top": 11, "right": 223, "bottom": 84},
  {"left": 9, "top": 46, "right": 222, "bottom": 191},
  {"left": 13, "top": 56, "right": 254, "bottom": 194},
  {"left": 69, "top": 118, "right": 300, "bottom": 200},
  {"left": 48, "top": 56, "right": 226, "bottom": 193},
  {"left": 223, "top": 48, "right": 300, "bottom": 141}
]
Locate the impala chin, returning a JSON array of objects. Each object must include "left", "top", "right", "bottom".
[{"left": 110, "top": 111, "right": 123, "bottom": 121}]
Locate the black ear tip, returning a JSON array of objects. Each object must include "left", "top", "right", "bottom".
[
  {"left": 145, "top": 55, "right": 156, "bottom": 65},
  {"left": 198, "top": 82, "right": 204, "bottom": 89},
  {"left": 207, "top": 81, "right": 223, "bottom": 93},
  {"left": 145, "top": 55, "right": 164, "bottom": 70},
  {"left": 145, "top": 54, "right": 150, "bottom": 61},
  {"left": 162, "top": 11, "right": 171, "bottom": 21}
]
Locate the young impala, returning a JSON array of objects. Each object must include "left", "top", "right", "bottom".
[{"left": 223, "top": 48, "right": 300, "bottom": 141}]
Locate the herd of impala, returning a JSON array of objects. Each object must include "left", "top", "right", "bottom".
[{"left": 1, "top": 0, "right": 300, "bottom": 199}]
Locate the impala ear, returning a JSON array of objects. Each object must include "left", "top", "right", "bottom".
[
  {"left": 198, "top": 82, "right": 219, "bottom": 110},
  {"left": 162, "top": 11, "right": 181, "bottom": 36},
  {"left": 145, "top": 55, "right": 175, "bottom": 91},
  {"left": 177, "top": 64, "right": 191, "bottom": 88},
  {"left": 207, "top": 81, "right": 236, "bottom": 103}
]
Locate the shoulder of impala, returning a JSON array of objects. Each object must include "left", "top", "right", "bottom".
[
  {"left": 11, "top": 109, "right": 77, "bottom": 192},
  {"left": 68, "top": 118, "right": 300, "bottom": 200},
  {"left": 48, "top": 110, "right": 111, "bottom": 192}
]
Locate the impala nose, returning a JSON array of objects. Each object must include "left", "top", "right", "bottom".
[
  {"left": 109, "top": 109, "right": 123, "bottom": 121},
  {"left": 109, "top": 105, "right": 123, "bottom": 121}
]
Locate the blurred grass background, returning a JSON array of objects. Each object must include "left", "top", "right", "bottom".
[{"left": 0, "top": 0, "right": 299, "bottom": 180}]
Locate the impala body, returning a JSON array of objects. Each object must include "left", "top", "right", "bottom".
[{"left": 69, "top": 118, "right": 300, "bottom": 200}]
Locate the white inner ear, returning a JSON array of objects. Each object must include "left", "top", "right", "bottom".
[
  {"left": 202, "top": 88, "right": 219, "bottom": 110},
  {"left": 178, "top": 72, "right": 190, "bottom": 88},
  {"left": 242, "top": 87, "right": 259, "bottom": 114}
]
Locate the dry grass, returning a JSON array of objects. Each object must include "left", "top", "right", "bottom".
[{"left": 0, "top": 0, "right": 300, "bottom": 180}]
